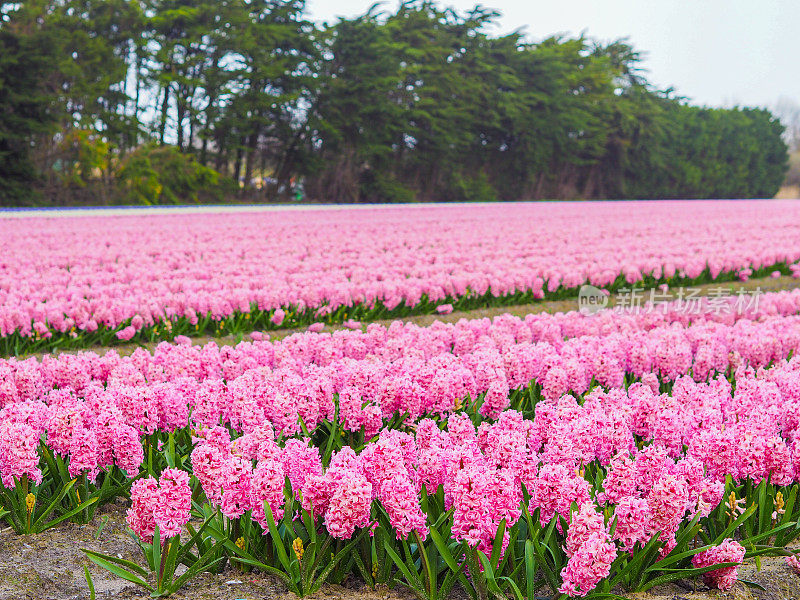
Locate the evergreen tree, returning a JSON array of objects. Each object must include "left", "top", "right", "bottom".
[
  {"left": 0, "top": 2, "right": 57, "bottom": 204},
  {"left": 0, "top": 0, "right": 789, "bottom": 204}
]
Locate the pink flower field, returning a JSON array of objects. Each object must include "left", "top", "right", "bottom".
[
  {"left": 3, "top": 201, "right": 800, "bottom": 599},
  {"left": 2, "top": 284, "right": 800, "bottom": 596},
  {"left": 2, "top": 199, "right": 800, "bottom": 353}
]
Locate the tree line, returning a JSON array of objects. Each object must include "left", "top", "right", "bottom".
[{"left": 0, "top": 0, "right": 789, "bottom": 205}]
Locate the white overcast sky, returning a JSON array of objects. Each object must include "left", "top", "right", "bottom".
[{"left": 307, "top": 0, "right": 800, "bottom": 110}]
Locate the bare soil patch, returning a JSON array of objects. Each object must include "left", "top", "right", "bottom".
[{"left": 1, "top": 507, "right": 799, "bottom": 600}]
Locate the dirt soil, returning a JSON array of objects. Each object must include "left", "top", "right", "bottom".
[
  {"left": 1, "top": 505, "right": 799, "bottom": 600},
  {"left": 0, "top": 502, "right": 414, "bottom": 600}
]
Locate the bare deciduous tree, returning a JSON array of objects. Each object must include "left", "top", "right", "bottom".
[{"left": 774, "top": 96, "right": 800, "bottom": 152}]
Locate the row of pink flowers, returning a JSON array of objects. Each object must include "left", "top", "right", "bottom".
[
  {"left": 2, "top": 291, "right": 800, "bottom": 448},
  {"left": 185, "top": 406, "right": 755, "bottom": 596},
  {"left": 6, "top": 353, "right": 800, "bottom": 504},
  {"left": 2, "top": 200, "right": 800, "bottom": 338}
]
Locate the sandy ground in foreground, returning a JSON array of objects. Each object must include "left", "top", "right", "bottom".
[{"left": 0, "top": 504, "right": 798, "bottom": 600}]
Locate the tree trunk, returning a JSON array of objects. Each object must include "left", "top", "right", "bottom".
[
  {"left": 233, "top": 145, "right": 243, "bottom": 184},
  {"left": 243, "top": 129, "right": 259, "bottom": 187},
  {"left": 159, "top": 84, "right": 171, "bottom": 146},
  {"left": 176, "top": 92, "right": 186, "bottom": 151},
  {"left": 133, "top": 53, "right": 141, "bottom": 145},
  {"left": 188, "top": 105, "right": 195, "bottom": 153}
]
